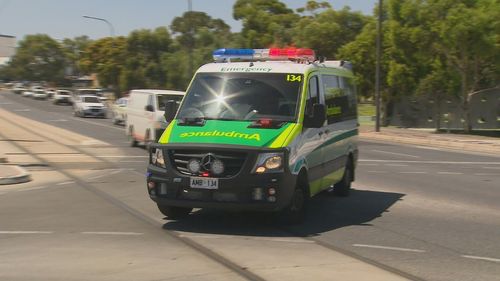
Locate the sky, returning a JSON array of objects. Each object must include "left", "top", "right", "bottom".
[{"left": 0, "top": 0, "right": 377, "bottom": 41}]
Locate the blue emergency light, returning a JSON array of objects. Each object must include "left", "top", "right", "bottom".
[{"left": 212, "top": 48, "right": 315, "bottom": 62}]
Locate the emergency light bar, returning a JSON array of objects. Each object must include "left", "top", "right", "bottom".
[{"left": 213, "top": 48, "right": 316, "bottom": 62}]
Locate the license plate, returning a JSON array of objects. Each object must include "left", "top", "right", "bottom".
[{"left": 190, "top": 177, "right": 218, "bottom": 189}]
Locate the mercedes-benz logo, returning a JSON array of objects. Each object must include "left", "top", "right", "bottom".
[
  {"left": 201, "top": 153, "right": 224, "bottom": 175},
  {"left": 201, "top": 153, "right": 216, "bottom": 171}
]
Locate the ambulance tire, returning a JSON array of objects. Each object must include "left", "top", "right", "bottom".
[
  {"left": 278, "top": 178, "right": 307, "bottom": 224},
  {"left": 157, "top": 204, "right": 192, "bottom": 220},
  {"left": 129, "top": 127, "right": 138, "bottom": 147},
  {"left": 333, "top": 158, "right": 353, "bottom": 197}
]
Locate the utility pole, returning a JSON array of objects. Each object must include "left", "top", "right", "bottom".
[
  {"left": 187, "top": 0, "right": 194, "bottom": 77},
  {"left": 375, "top": 0, "right": 383, "bottom": 132}
]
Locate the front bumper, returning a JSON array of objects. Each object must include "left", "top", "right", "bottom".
[
  {"left": 82, "top": 108, "right": 106, "bottom": 116},
  {"left": 146, "top": 143, "right": 296, "bottom": 212}
]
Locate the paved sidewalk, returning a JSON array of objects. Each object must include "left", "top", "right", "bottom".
[{"left": 360, "top": 125, "right": 500, "bottom": 154}]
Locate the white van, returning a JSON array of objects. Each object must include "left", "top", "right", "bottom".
[{"left": 126, "top": 89, "right": 185, "bottom": 147}]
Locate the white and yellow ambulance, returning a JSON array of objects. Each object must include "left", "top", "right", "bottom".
[{"left": 147, "top": 48, "right": 358, "bottom": 223}]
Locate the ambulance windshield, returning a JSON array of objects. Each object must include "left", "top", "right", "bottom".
[{"left": 177, "top": 73, "right": 303, "bottom": 122}]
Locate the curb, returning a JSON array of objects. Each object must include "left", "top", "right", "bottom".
[
  {"left": 360, "top": 133, "right": 500, "bottom": 154},
  {"left": 0, "top": 165, "right": 32, "bottom": 185}
]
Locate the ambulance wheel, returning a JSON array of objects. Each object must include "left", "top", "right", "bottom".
[
  {"left": 333, "top": 158, "right": 353, "bottom": 197},
  {"left": 278, "top": 180, "right": 307, "bottom": 224},
  {"left": 157, "top": 204, "right": 192, "bottom": 220}
]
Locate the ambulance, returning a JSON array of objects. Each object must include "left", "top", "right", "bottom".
[{"left": 147, "top": 48, "right": 358, "bottom": 223}]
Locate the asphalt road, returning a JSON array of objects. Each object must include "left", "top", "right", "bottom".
[{"left": 1, "top": 91, "right": 499, "bottom": 281}]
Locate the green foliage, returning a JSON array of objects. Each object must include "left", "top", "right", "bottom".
[
  {"left": 7, "top": 34, "right": 66, "bottom": 83},
  {"left": 4, "top": 0, "right": 497, "bottom": 133},
  {"left": 233, "top": 0, "right": 299, "bottom": 47},
  {"left": 293, "top": 6, "right": 368, "bottom": 58},
  {"left": 79, "top": 36, "right": 127, "bottom": 91}
]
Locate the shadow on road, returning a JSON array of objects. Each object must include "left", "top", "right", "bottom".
[{"left": 162, "top": 188, "right": 404, "bottom": 237}]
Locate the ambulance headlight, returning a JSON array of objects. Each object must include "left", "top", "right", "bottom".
[
  {"left": 151, "top": 148, "right": 166, "bottom": 168},
  {"left": 253, "top": 152, "right": 284, "bottom": 173}
]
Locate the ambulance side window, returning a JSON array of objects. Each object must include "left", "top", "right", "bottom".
[
  {"left": 339, "top": 77, "right": 357, "bottom": 120},
  {"left": 323, "top": 75, "right": 350, "bottom": 124},
  {"left": 306, "top": 75, "right": 319, "bottom": 117}
]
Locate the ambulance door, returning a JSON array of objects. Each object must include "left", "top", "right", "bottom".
[
  {"left": 302, "top": 74, "right": 326, "bottom": 194},
  {"left": 320, "top": 74, "right": 356, "bottom": 188}
]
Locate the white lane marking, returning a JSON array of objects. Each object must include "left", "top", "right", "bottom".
[
  {"left": 360, "top": 160, "right": 500, "bottom": 165},
  {"left": 13, "top": 109, "right": 31, "bottom": 112},
  {"left": 81, "top": 231, "right": 143, "bottom": 236},
  {"left": 70, "top": 117, "right": 124, "bottom": 131},
  {"left": 474, "top": 173, "right": 499, "bottom": 176},
  {"left": 359, "top": 163, "right": 379, "bottom": 166},
  {"left": 0, "top": 231, "right": 53, "bottom": 234},
  {"left": 384, "top": 164, "right": 409, "bottom": 167},
  {"left": 0, "top": 102, "right": 13, "bottom": 105},
  {"left": 398, "top": 171, "right": 427, "bottom": 174},
  {"left": 87, "top": 169, "right": 124, "bottom": 180},
  {"left": 367, "top": 171, "right": 387, "bottom": 173},
  {"left": 483, "top": 166, "right": 500, "bottom": 170},
  {"left": 353, "top": 244, "right": 426, "bottom": 253},
  {"left": 33, "top": 155, "right": 148, "bottom": 159},
  {"left": 16, "top": 186, "right": 48, "bottom": 192},
  {"left": 98, "top": 155, "right": 148, "bottom": 158},
  {"left": 461, "top": 255, "right": 500, "bottom": 263},
  {"left": 120, "top": 160, "right": 147, "bottom": 163},
  {"left": 56, "top": 181, "right": 75, "bottom": 186},
  {"left": 179, "top": 234, "right": 315, "bottom": 244},
  {"left": 437, "top": 172, "right": 463, "bottom": 175},
  {"left": 47, "top": 119, "right": 68, "bottom": 122},
  {"left": 371, "top": 149, "right": 420, "bottom": 158},
  {"left": 415, "top": 146, "right": 444, "bottom": 151}
]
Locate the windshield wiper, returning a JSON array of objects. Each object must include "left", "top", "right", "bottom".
[{"left": 178, "top": 116, "right": 206, "bottom": 126}]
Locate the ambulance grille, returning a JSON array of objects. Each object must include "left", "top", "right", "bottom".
[{"left": 169, "top": 150, "right": 247, "bottom": 178}]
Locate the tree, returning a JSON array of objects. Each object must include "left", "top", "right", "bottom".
[
  {"left": 338, "top": 20, "right": 380, "bottom": 100},
  {"left": 293, "top": 4, "right": 368, "bottom": 58},
  {"left": 233, "top": 0, "right": 299, "bottom": 47},
  {"left": 7, "top": 34, "right": 66, "bottom": 84},
  {"left": 61, "top": 36, "right": 92, "bottom": 77},
  {"left": 121, "top": 27, "right": 173, "bottom": 90},
  {"left": 169, "top": 12, "right": 233, "bottom": 89},
  {"left": 79, "top": 37, "right": 127, "bottom": 91},
  {"left": 424, "top": 0, "right": 500, "bottom": 132}
]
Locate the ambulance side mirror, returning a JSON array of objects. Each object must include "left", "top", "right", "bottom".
[
  {"left": 163, "top": 100, "right": 178, "bottom": 122},
  {"left": 305, "top": 103, "right": 326, "bottom": 128}
]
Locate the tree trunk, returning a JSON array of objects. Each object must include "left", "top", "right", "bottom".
[
  {"left": 435, "top": 94, "right": 441, "bottom": 132},
  {"left": 460, "top": 72, "right": 472, "bottom": 133}
]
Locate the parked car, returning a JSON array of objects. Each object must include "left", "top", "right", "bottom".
[
  {"left": 32, "top": 89, "right": 48, "bottom": 99},
  {"left": 12, "top": 83, "right": 26, "bottom": 94},
  {"left": 52, "top": 90, "right": 72, "bottom": 105},
  {"left": 73, "top": 95, "right": 107, "bottom": 118},
  {"left": 111, "top": 97, "right": 128, "bottom": 125},
  {"left": 45, "top": 88, "right": 57, "bottom": 99},
  {"left": 21, "top": 90, "right": 33, "bottom": 97}
]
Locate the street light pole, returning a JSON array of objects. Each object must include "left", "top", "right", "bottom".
[
  {"left": 375, "top": 0, "right": 383, "bottom": 132},
  {"left": 83, "top": 15, "right": 115, "bottom": 37},
  {"left": 187, "top": 0, "right": 194, "bottom": 77}
]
